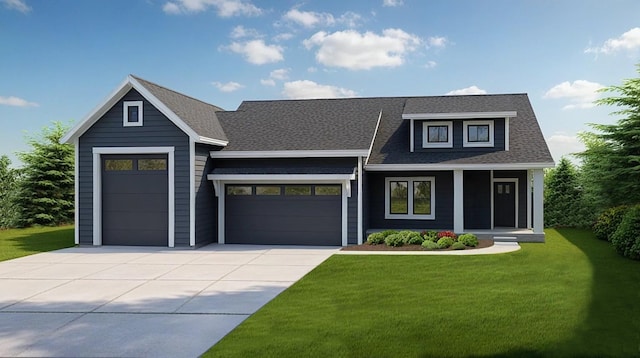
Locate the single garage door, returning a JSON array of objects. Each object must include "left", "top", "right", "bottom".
[
  {"left": 102, "top": 154, "right": 168, "bottom": 246},
  {"left": 225, "top": 184, "right": 341, "bottom": 245}
]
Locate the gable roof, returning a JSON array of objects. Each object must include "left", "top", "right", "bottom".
[
  {"left": 61, "top": 75, "right": 228, "bottom": 145},
  {"left": 366, "top": 94, "right": 554, "bottom": 167}
]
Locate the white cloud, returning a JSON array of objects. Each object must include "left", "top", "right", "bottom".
[
  {"left": 543, "top": 80, "right": 604, "bottom": 110},
  {"left": 337, "top": 12, "right": 362, "bottom": 28},
  {"left": 427, "top": 36, "right": 447, "bottom": 48},
  {"left": 274, "top": 33, "right": 294, "bottom": 42},
  {"left": 260, "top": 68, "right": 289, "bottom": 86},
  {"left": 162, "top": 0, "right": 262, "bottom": 17},
  {"left": 283, "top": 9, "right": 334, "bottom": 28},
  {"left": 260, "top": 79, "right": 276, "bottom": 86},
  {"left": 1, "top": 0, "right": 30, "bottom": 13},
  {"left": 585, "top": 27, "right": 640, "bottom": 55},
  {"left": 546, "top": 133, "right": 585, "bottom": 162},
  {"left": 282, "top": 80, "right": 356, "bottom": 99},
  {"left": 303, "top": 28, "right": 421, "bottom": 70},
  {"left": 212, "top": 81, "right": 244, "bottom": 92},
  {"left": 446, "top": 86, "right": 487, "bottom": 95},
  {"left": 383, "top": 0, "right": 403, "bottom": 7},
  {"left": 228, "top": 40, "right": 284, "bottom": 65},
  {"left": 424, "top": 60, "right": 437, "bottom": 69},
  {"left": 230, "top": 25, "right": 260, "bottom": 39},
  {"left": 0, "top": 95, "right": 38, "bottom": 107}
]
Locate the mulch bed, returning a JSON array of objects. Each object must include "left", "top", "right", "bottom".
[{"left": 341, "top": 239, "right": 494, "bottom": 251}]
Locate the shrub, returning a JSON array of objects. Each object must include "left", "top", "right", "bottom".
[
  {"left": 458, "top": 233, "right": 479, "bottom": 247},
  {"left": 593, "top": 206, "right": 629, "bottom": 241},
  {"left": 380, "top": 230, "right": 398, "bottom": 238},
  {"left": 422, "top": 231, "right": 438, "bottom": 242},
  {"left": 437, "top": 236, "right": 454, "bottom": 249},
  {"left": 366, "top": 232, "right": 385, "bottom": 245},
  {"left": 438, "top": 231, "right": 457, "bottom": 240},
  {"left": 384, "top": 234, "right": 405, "bottom": 247},
  {"left": 421, "top": 240, "right": 439, "bottom": 250},
  {"left": 402, "top": 231, "right": 423, "bottom": 245},
  {"left": 611, "top": 205, "right": 640, "bottom": 260},
  {"left": 451, "top": 242, "right": 466, "bottom": 250}
]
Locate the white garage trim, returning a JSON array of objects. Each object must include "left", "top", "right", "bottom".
[
  {"left": 209, "top": 174, "right": 353, "bottom": 246},
  {"left": 92, "top": 147, "right": 175, "bottom": 247}
]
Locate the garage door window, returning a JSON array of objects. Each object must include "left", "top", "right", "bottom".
[
  {"left": 104, "top": 159, "right": 133, "bottom": 171},
  {"left": 227, "top": 186, "right": 252, "bottom": 195},
  {"left": 256, "top": 186, "right": 281, "bottom": 195},
  {"left": 138, "top": 159, "right": 167, "bottom": 171},
  {"left": 315, "top": 185, "right": 341, "bottom": 195},
  {"left": 285, "top": 186, "right": 311, "bottom": 195}
]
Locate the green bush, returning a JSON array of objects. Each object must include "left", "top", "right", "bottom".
[
  {"left": 380, "top": 230, "right": 398, "bottom": 238},
  {"left": 451, "top": 242, "right": 466, "bottom": 250},
  {"left": 611, "top": 205, "right": 640, "bottom": 260},
  {"left": 384, "top": 234, "right": 404, "bottom": 247},
  {"left": 423, "top": 231, "right": 438, "bottom": 242},
  {"left": 437, "top": 237, "right": 454, "bottom": 249},
  {"left": 401, "top": 231, "right": 423, "bottom": 245},
  {"left": 366, "top": 232, "right": 385, "bottom": 245},
  {"left": 458, "top": 233, "right": 479, "bottom": 247},
  {"left": 593, "top": 206, "right": 629, "bottom": 241},
  {"left": 421, "top": 240, "right": 439, "bottom": 250}
]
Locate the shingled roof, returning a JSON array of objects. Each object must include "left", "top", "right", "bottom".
[{"left": 131, "top": 76, "right": 228, "bottom": 143}]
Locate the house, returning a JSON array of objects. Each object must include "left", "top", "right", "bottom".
[{"left": 61, "top": 75, "right": 554, "bottom": 247}]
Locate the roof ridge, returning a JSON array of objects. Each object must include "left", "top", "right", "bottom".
[
  {"left": 237, "top": 93, "right": 528, "bottom": 105},
  {"left": 129, "top": 74, "right": 224, "bottom": 111}
]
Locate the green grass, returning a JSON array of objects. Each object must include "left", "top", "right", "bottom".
[
  {"left": 205, "top": 229, "right": 640, "bottom": 357},
  {"left": 0, "top": 225, "right": 75, "bottom": 262}
]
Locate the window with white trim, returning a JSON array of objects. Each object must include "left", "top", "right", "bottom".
[
  {"left": 385, "top": 177, "right": 435, "bottom": 219},
  {"left": 123, "top": 101, "right": 143, "bottom": 127},
  {"left": 463, "top": 120, "right": 494, "bottom": 147},
  {"left": 422, "top": 121, "right": 453, "bottom": 148}
]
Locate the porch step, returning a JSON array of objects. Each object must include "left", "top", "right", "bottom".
[{"left": 492, "top": 236, "right": 518, "bottom": 242}]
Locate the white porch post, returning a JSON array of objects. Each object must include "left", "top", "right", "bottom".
[
  {"left": 532, "top": 169, "right": 544, "bottom": 234},
  {"left": 453, "top": 170, "right": 464, "bottom": 233}
]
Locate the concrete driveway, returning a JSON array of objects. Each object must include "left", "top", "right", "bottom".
[{"left": 0, "top": 244, "right": 338, "bottom": 357}]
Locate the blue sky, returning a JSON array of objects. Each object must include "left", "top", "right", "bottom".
[{"left": 1, "top": 0, "right": 639, "bottom": 166}]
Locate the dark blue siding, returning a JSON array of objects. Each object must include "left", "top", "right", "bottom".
[
  {"left": 366, "top": 171, "right": 454, "bottom": 230},
  {"left": 194, "top": 144, "right": 218, "bottom": 245},
  {"left": 464, "top": 171, "right": 491, "bottom": 229},
  {"left": 77, "top": 89, "right": 190, "bottom": 246},
  {"left": 494, "top": 170, "right": 528, "bottom": 228},
  {"left": 414, "top": 118, "right": 505, "bottom": 152}
]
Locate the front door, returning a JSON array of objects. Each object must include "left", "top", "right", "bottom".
[{"left": 494, "top": 181, "right": 516, "bottom": 227}]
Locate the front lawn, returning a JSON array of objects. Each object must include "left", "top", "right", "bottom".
[
  {"left": 206, "top": 229, "right": 640, "bottom": 357},
  {"left": 0, "top": 225, "right": 75, "bottom": 262}
]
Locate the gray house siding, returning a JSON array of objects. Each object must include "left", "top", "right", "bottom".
[
  {"left": 347, "top": 177, "right": 358, "bottom": 245},
  {"left": 366, "top": 171, "right": 454, "bottom": 230},
  {"left": 463, "top": 170, "right": 491, "bottom": 229},
  {"left": 414, "top": 118, "right": 505, "bottom": 152},
  {"left": 194, "top": 143, "right": 219, "bottom": 246},
  {"left": 77, "top": 88, "right": 191, "bottom": 246},
  {"left": 494, "top": 170, "right": 528, "bottom": 229}
]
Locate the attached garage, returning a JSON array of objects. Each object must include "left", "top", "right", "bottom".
[
  {"left": 101, "top": 154, "right": 169, "bottom": 246},
  {"left": 225, "top": 184, "right": 342, "bottom": 246}
]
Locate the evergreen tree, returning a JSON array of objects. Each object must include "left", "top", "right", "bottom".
[
  {"left": 544, "top": 157, "right": 590, "bottom": 227},
  {"left": 15, "top": 122, "right": 74, "bottom": 227},
  {"left": 0, "top": 155, "right": 20, "bottom": 228}
]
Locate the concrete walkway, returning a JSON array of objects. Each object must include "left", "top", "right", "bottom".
[
  {"left": 0, "top": 245, "right": 338, "bottom": 358},
  {"left": 337, "top": 241, "right": 521, "bottom": 255}
]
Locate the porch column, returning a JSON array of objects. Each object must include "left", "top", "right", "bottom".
[
  {"left": 532, "top": 169, "right": 544, "bottom": 234},
  {"left": 453, "top": 170, "right": 464, "bottom": 233}
]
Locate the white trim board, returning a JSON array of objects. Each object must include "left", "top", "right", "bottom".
[
  {"left": 365, "top": 163, "right": 555, "bottom": 171},
  {"left": 210, "top": 149, "right": 369, "bottom": 159},
  {"left": 91, "top": 146, "right": 175, "bottom": 247},
  {"left": 402, "top": 111, "right": 517, "bottom": 120}
]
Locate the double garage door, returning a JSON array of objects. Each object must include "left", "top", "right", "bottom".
[
  {"left": 225, "top": 184, "right": 342, "bottom": 246},
  {"left": 101, "top": 154, "right": 168, "bottom": 246}
]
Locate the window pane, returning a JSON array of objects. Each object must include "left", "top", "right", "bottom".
[
  {"left": 390, "top": 181, "right": 408, "bottom": 214},
  {"left": 468, "top": 125, "right": 478, "bottom": 142},
  {"left": 138, "top": 159, "right": 167, "bottom": 171},
  {"left": 127, "top": 106, "right": 139, "bottom": 123},
  {"left": 256, "top": 186, "right": 281, "bottom": 195},
  {"left": 227, "top": 186, "right": 252, "bottom": 195},
  {"left": 428, "top": 125, "right": 448, "bottom": 142},
  {"left": 413, "top": 181, "right": 431, "bottom": 215},
  {"left": 104, "top": 159, "right": 133, "bottom": 171},
  {"left": 285, "top": 186, "right": 311, "bottom": 195},
  {"left": 315, "top": 185, "right": 341, "bottom": 195},
  {"left": 468, "top": 125, "right": 489, "bottom": 142}
]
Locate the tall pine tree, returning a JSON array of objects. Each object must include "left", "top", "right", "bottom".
[
  {"left": 16, "top": 122, "right": 74, "bottom": 227},
  {"left": 0, "top": 155, "right": 20, "bottom": 228},
  {"left": 544, "top": 157, "right": 590, "bottom": 227}
]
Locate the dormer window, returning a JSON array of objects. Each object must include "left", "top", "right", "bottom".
[
  {"left": 422, "top": 121, "right": 453, "bottom": 148},
  {"left": 463, "top": 120, "right": 494, "bottom": 147},
  {"left": 123, "top": 101, "right": 143, "bottom": 127}
]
